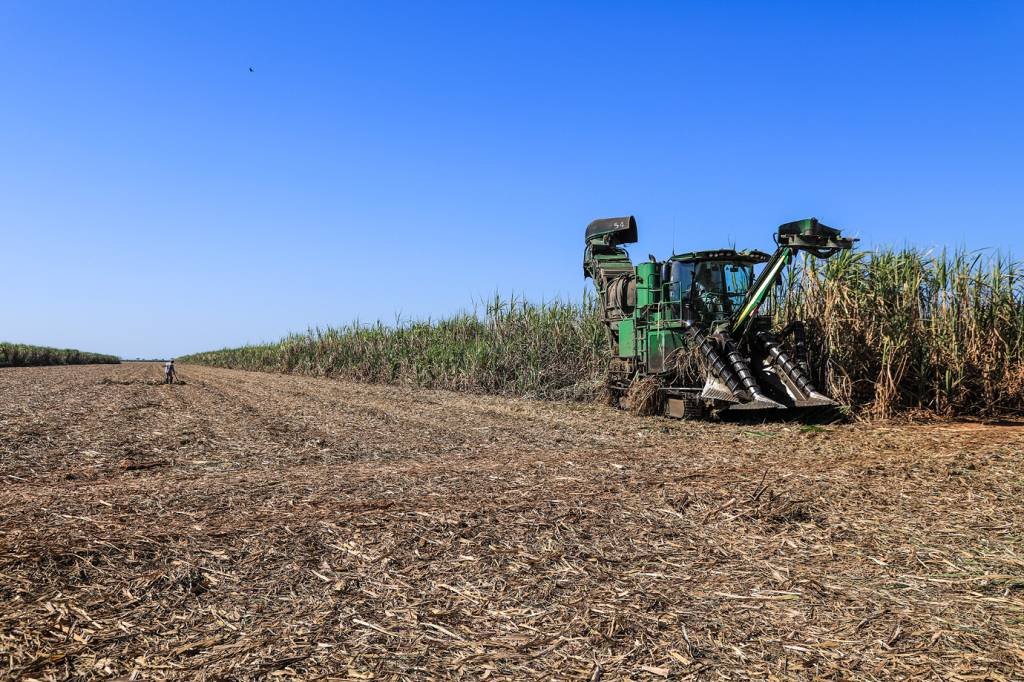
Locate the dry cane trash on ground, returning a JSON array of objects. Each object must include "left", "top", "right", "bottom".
[{"left": 1, "top": 363, "right": 1023, "bottom": 680}]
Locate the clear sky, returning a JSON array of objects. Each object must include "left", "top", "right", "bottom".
[{"left": 4, "top": 2, "right": 1023, "bottom": 358}]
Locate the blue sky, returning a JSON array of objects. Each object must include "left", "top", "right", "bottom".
[{"left": 3, "top": 2, "right": 1023, "bottom": 358}]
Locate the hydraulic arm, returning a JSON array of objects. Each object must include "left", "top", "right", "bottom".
[{"left": 731, "top": 218, "right": 855, "bottom": 338}]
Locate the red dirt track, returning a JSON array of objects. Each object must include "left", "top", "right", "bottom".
[{"left": 1, "top": 363, "right": 1023, "bottom": 679}]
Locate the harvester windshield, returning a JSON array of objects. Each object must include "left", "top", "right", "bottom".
[
  {"left": 723, "top": 263, "right": 755, "bottom": 301},
  {"left": 669, "top": 260, "right": 755, "bottom": 315}
]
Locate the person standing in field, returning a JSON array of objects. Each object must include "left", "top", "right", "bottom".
[{"left": 164, "top": 359, "right": 176, "bottom": 384}]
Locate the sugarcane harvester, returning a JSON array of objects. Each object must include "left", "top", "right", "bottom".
[{"left": 584, "top": 216, "right": 855, "bottom": 418}]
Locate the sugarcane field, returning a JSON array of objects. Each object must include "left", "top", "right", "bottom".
[{"left": 6, "top": 3, "right": 1024, "bottom": 681}]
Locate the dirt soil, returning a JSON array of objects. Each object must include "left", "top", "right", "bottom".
[{"left": 1, "top": 363, "right": 1023, "bottom": 680}]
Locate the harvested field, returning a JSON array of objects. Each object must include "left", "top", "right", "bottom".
[{"left": 1, "top": 363, "right": 1023, "bottom": 679}]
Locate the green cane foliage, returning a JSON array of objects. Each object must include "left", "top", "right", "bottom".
[
  {"left": 779, "top": 248, "right": 1024, "bottom": 417},
  {"left": 0, "top": 343, "right": 121, "bottom": 367},
  {"left": 180, "top": 294, "right": 610, "bottom": 400},
  {"left": 182, "top": 250, "right": 1024, "bottom": 417}
]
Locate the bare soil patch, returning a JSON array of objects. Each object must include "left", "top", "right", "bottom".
[{"left": 1, "top": 363, "right": 1022, "bottom": 679}]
